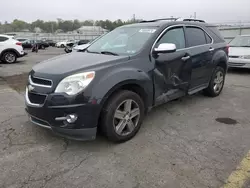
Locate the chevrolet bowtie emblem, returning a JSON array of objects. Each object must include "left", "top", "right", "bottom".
[{"left": 28, "top": 85, "right": 35, "bottom": 92}]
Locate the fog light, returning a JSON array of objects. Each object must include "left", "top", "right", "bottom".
[{"left": 66, "top": 114, "right": 78, "bottom": 124}]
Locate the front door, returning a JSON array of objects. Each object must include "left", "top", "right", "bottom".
[{"left": 152, "top": 26, "right": 192, "bottom": 105}]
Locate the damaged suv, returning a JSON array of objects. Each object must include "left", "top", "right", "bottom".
[{"left": 25, "top": 18, "right": 228, "bottom": 142}]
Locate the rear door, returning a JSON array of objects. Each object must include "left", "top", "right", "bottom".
[
  {"left": 152, "top": 26, "right": 193, "bottom": 105},
  {"left": 184, "top": 26, "right": 213, "bottom": 91},
  {"left": 0, "top": 36, "right": 9, "bottom": 53}
]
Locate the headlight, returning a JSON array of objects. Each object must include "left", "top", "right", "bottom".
[
  {"left": 55, "top": 71, "right": 95, "bottom": 95},
  {"left": 239, "top": 55, "right": 250, "bottom": 59}
]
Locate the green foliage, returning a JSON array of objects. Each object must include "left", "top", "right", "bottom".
[{"left": 0, "top": 18, "right": 142, "bottom": 33}]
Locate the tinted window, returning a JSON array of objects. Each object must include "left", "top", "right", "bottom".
[
  {"left": 156, "top": 27, "right": 185, "bottom": 49},
  {"left": 0, "top": 36, "right": 8, "bottom": 42},
  {"left": 205, "top": 33, "right": 212, "bottom": 43},
  {"left": 186, "top": 27, "right": 206, "bottom": 47}
]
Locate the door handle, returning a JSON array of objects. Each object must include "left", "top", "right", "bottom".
[
  {"left": 181, "top": 56, "right": 190, "bottom": 61},
  {"left": 209, "top": 48, "right": 214, "bottom": 52}
]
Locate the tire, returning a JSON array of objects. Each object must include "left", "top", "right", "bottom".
[
  {"left": 101, "top": 90, "right": 145, "bottom": 142},
  {"left": 2, "top": 51, "right": 17, "bottom": 64},
  {"left": 60, "top": 44, "right": 65, "bottom": 48},
  {"left": 41, "top": 45, "right": 45, "bottom": 50},
  {"left": 203, "top": 66, "right": 225, "bottom": 97}
]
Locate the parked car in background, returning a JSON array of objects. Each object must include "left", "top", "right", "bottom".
[
  {"left": 0, "top": 34, "right": 27, "bottom": 63},
  {"left": 16, "top": 38, "right": 29, "bottom": 42},
  {"left": 56, "top": 40, "right": 75, "bottom": 48},
  {"left": 71, "top": 43, "right": 91, "bottom": 53},
  {"left": 44, "top": 40, "right": 56, "bottom": 47},
  {"left": 25, "top": 19, "right": 228, "bottom": 142},
  {"left": 64, "top": 40, "right": 90, "bottom": 53},
  {"left": 35, "top": 40, "right": 49, "bottom": 49},
  {"left": 21, "top": 40, "right": 34, "bottom": 49},
  {"left": 228, "top": 35, "right": 250, "bottom": 69},
  {"left": 21, "top": 40, "right": 49, "bottom": 50}
]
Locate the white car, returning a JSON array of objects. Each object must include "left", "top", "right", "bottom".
[
  {"left": 56, "top": 40, "right": 75, "bottom": 48},
  {"left": 72, "top": 43, "right": 91, "bottom": 52},
  {"left": 0, "top": 34, "right": 27, "bottom": 63},
  {"left": 228, "top": 35, "right": 250, "bottom": 68}
]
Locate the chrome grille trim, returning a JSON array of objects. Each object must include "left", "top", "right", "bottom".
[
  {"left": 29, "top": 116, "right": 51, "bottom": 129},
  {"left": 29, "top": 75, "right": 53, "bottom": 88},
  {"left": 25, "top": 87, "right": 47, "bottom": 107}
]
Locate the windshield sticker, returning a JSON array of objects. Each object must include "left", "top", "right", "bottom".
[{"left": 139, "top": 29, "right": 156, "bottom": 33}]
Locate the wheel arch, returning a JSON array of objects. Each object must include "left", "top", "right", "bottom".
[
  {"left": 0, "top": 48, "right": 19, "bottom": 59},
  {"left": 100, "top": 80, "right": 151, "bottom": 112},
  {"left": 212, "top": 50, "right": 228, "bottom": 71}
]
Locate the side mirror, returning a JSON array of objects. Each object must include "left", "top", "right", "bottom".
[{"left": 153, "top": 43, "right": 177, "bottom": 54}]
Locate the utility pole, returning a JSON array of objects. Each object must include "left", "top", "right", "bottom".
[
  {"left": 51, "top": 23, "right": 54, "bottom": 33},
  {"left": 194, "top": 12, "right": 197, "bottom": 19},
  {"left": 133, "top": 14, "right": 136, "bottom": 22}
]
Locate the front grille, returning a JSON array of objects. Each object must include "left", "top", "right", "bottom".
[
  {"left": 228, "top": 62, "right": 246, "bottom": 67},
  {"left": 229, "top": 55, "right": 240, "bottom": 58},
  {"left": 30, "top": 75, "right": 52, "bottom": 87},
  {"left": 28, "top": 92, "right": 46, "bottom": 104}
]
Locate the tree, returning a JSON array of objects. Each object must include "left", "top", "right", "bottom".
[
  {"left": 73, "top": 19, "right": 81, "bottom": 30},
  {"left": 31, "top": 20, "right": 44, "bottom": 32},
  {"left": 81, "top": 20, "right": 94, "bottom": 26},
  {"left": 12, "top": 19, "right": 29, "bottom": 32},
  {"left": 0, "top": 17, "right": 143, "bottom": 34}
]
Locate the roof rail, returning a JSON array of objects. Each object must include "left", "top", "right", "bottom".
[
  {"left": 140, "top": 18, "right": 179, "bottom": 23},
  {"left": 183, "top": 19, "right": 205, "bottom": 23}
]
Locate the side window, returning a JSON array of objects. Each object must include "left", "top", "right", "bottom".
[
  {"left": 0, "top": 36, "right": 8, "bottom": 42},
  {"left": 186, "top": 27, "right": 207, "bottom": 47},
  {"left": 205, "top": 33, "right": 212, "bottom": 44},
  {"left": 156, "top": 27, "right": 185, "bottom": 50}
]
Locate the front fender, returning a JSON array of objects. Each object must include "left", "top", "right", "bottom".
[{"left": 90, "top": 67, "right": 153, "bottom": 106}]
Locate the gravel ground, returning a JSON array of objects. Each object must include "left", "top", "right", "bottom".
[{"left": 0, "top": 48, "right": 250, "bottom": 188}]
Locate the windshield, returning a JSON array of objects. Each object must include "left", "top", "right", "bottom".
[
  {"left": 87, "top": 26, "right": 157, "bottom": 55},
  {"left": 229, "top": 36, "right": 250, "bottom": 47}
]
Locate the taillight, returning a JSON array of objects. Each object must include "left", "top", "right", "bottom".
[
  {"left": 226, "top": 44, "right": 229, "bottom": 55},
  {"left": 16, "top": 42, "right": 22, "bottom": 46}
]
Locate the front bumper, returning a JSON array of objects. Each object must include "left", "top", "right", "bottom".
[
  {"left": 25, "top": 89, "right": 101, "bottom": 141},
  {"left": 228, "top": 58, "right": 250, "bottom": 68}
]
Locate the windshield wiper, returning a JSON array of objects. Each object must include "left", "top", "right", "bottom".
[
  {"left": 86, "top": 49, "right": 100, "bottom": 54},
  {"left": 101, "top": 51, "right": 119, "bottom": 56}
]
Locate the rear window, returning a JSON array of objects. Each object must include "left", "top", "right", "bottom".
[{"left": 0, "top": 36, "right": 9, "bottom": 42}]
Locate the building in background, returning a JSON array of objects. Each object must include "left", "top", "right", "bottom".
[{"left": 74, "top": 26, "right": 108, "bottom": 35}]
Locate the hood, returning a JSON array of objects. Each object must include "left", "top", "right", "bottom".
[
  {"left": 33, "top": 52, "right": 129, "bottom": 76},
  {"left": 229, "top": 47, "right": 250, "bottom": 56}
]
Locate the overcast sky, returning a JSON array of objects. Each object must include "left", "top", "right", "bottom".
[{"left": 1, "top": 0, "right": 250, "bottom": 23}]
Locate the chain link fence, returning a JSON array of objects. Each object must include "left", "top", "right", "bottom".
[
  {"left": 4, "top": 21, "right": 250, "bottom": 43},
  {"left": 7, "top": 32, "right": 106, "bottom": 42}
]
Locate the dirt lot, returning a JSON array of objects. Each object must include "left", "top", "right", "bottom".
[{"left": 1, "top": 48, "right": 250, "bottom": 188}]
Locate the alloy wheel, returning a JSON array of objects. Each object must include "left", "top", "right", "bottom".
[
  {"left": 113, "top": 99, "right": 140, "bottom": 136},
  {"left": 5, "top": 53, "right": 15, "bottom": 63},
  {"left": 213, "top": 71, "right": 224, "bottom": 93}
]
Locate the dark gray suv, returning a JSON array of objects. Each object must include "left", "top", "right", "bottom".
[{"left": 25, "top": 19, "right": 228, "bottom": 142}]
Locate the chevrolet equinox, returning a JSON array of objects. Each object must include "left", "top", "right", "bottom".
[{"left": 25, "top": 18, "right": 228, "bottom": 142}]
